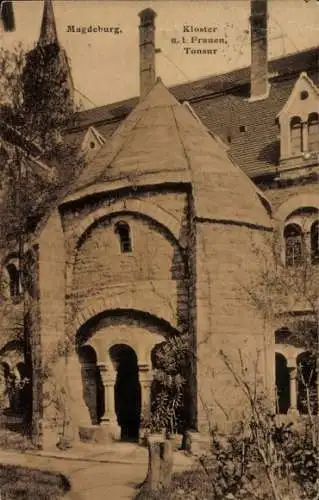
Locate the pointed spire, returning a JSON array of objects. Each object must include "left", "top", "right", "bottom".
[{"left": 39, "top": 0, "right": 58, "bottom": 45}]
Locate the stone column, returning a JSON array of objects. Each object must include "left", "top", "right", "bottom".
[
  {"left": 98, "top": 363, "right": 118, "bottom": 425},
  {"left": 302, "top": 121, "right": 308, "bottom": 153},
  {"left": 96, "top": 363, "right": 120, "bottom": 441},
  {"left": 288, "top": 366, "right": 299, "bottom": 416},
  {"left": 138, "top": 364, "right": 153, "bottom": 426}
]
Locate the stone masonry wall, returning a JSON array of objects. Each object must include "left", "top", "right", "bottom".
[
  {"left": 37, "top": 210, "right": 67, "bottom": 355},
  {"left": 63, "top": 190, "right": 190, "bottom": 334},
  {"left": 72, "top": 212, "right": 187, "bottom": 331},
  {"left": 195, "top": 221, "right": 274, "bottom": 432},
  {"left": 265, "top": 182, "right": 319, "bottom": 215}
]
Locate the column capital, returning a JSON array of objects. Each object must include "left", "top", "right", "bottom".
[
  {"left": 97, "top": 363, "right": 116, "bottom": 385},
  {"left": 288, "top": 366, "right": 297, "bottom": 378},
  {"left": 138, "top": 363, "right": 151, "bottom": 371},
  {"left": 138, "top": 364, "right": 153, "bottom": 385}
]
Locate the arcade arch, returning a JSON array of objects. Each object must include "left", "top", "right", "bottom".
[{"left": 74, "top": 309, "right": 179, "bottom": 440}]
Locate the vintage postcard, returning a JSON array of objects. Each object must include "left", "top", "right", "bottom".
[{"left": 0, "top": 0, "right": 318, "bottom": 499}]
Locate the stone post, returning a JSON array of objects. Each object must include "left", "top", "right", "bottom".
[{"left": 145, "top": 435, "right": 173, "bottom": 492}]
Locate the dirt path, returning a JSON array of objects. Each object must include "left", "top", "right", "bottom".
[
  {"left": 0, "top": 443, "right": 195, "bottom": 499},
  {"left": 0, "top": 446, "right": 147, "bottom": 499},
  {"left": 65, "top": 460, "right": 146, "bottom": 499}
]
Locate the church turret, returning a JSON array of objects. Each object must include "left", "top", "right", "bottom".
[
  {"left": 22, "top": 0, "right": 74, "bottom": 113},
  {"left": 39, "top": 0, "right": 58, "bottom": 46},
  {"left": 21, "top": 0, "right": 74, "bottom": 150},
  {"left": 35, "top": 0, "right": 74, "bottom": 104}
]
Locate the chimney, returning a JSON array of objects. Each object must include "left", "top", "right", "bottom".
[
  {"left": 250, "top": 0, "right": 269, "bottom": 101},
  {"left": 0, "top": 0, "right": 15, "bottom": 32},
  {"left": 138, "top": 8, "right": 156, "bottom": 98}
]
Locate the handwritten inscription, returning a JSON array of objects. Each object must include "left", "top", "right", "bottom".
[{"left": 171, "top": 25, "right": 228, "bottom": 55}]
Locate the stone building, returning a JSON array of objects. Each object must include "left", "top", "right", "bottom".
[{"left": 0, "top": 0, "right": 318, "bottom": 448}]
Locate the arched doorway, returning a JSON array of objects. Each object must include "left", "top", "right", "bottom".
[
  {"left": 78, "top": 345, "right": 104, "bottom": 424},
  {"left": 109, "top": 344, "right": 141, "bottom": 442},
  {"left": 275, "top": 353, "right": 290, "bottom": 414},
  {"left": 15, "top": 362, "right": 32, "bottom": 420}
]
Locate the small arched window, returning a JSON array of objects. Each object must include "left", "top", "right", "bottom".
[
  {"left": 115, "top": 221, "right": 132, "bottom": 253},
  {"left": 284, "top": 224, "right": 303, "bottom": 267},
  {"left": 308, "top": 112, "right": 319, "bottom": 152},
  {"left": 290, "top": 116, "right": 303, "bottom": 155},
  {"left": 6, "top": 263, "right": 20, "bottom": 298},
  {"left": 311, "top": 220, "right": 319, "bottom": 265}
]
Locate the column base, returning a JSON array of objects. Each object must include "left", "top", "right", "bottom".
[
  {"left": 100, "top": 418, "right": 121, "bottom": 440},
  {"left": 184, "top": 430, "right": 211, "bottom": 456},
  {"left": 287, "top": 408, "right": 300, "bottom": 418},
  {"left": 79, "top": 423, "right": 121, "bottom": 444},
  {"left": 41, "top": 422, "right": 58, "bottom": 451}
]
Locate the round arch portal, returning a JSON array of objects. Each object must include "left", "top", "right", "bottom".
[
  {"left": 74, "top": 309, "right": 178, "bottom": 441},
  {"left": 109, "top": 344, "right": 141, "bottom": 442}
]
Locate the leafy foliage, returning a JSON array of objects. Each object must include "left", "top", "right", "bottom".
[
  {"left": 0, "top": 41, "right": 73, "bottom": 152},
  {"left": 20, "top": 42, "right": 73, "bottom": 151},
  {"left": 147, "top": 334, "right": 190, "bottom": 434},
  {"left": 248, "top": 233, "right": 318, "bottom": 355},
  {"left": 137, "top": 420, "right": 318, "bottom": 500},
  {"left": 0, "top": 41, "right": 83, "bottom": 447},
  {"left": 213, "top": 349, "right": 319, "bottom": 500},
  {"left": 0, "top": 42, "right": 82, "bottom": 245}
]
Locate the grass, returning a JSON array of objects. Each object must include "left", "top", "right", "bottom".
[
  {"left": 0, "top": 463, "right": 71, "bottom": 500},
  {"left": 135, "top": 466, "right": 217, "bottom": 500},
  {"left": 0, "top": 428, "right": 70, "bottom": 499},
  {"left": 0, "top": 428, "right": 33, "bottom": 452},
  {"left": 134, "top": 458, "right": 303, "bottom": 500}
]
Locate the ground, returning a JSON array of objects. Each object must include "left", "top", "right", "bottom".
[{"left": 0, "top": 438, "right": 196, "bottom": 499}]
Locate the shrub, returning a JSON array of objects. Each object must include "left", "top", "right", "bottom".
[{"left": 136, "top": 420, "right": 318, "bottom": 500}]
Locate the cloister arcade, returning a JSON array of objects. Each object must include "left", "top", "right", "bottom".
[
  {"left": 275, "top": 346, "right": 317, "bottom": 416},
  {"left": 75, "top": 310, "right": 176, "bottom": 441}
]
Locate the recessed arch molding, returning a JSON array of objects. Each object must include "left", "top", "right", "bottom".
[
  {"left": 275, "top": 194, "right": 319, "bottom": 224},
  {"left": 75, "top": 307, "right": 181, "bottom": 346},
  {"left": 68, "top": 198, "right": 183, "bottom": 250}
]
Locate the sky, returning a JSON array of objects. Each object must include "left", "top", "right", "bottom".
[{"left": 1, "top": 0, "right": 319, "bottom": 108}]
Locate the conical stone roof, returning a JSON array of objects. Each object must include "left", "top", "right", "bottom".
[{"left": 69, "top": 79, "right": 271, "bottom": 228}]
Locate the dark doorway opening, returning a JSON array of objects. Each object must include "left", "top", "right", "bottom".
[
  {"left": 16, "top": 362, "right": 32, "bottom": 419},
  {"left": 110, "top": 344, "right": 141, "bottom": 442},
  {"left": 275, "top": 353, "right": 290, "bottom": 414}
]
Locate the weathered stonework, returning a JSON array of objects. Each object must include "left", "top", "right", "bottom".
[{"left": 0, "top": 1, "right": 317, "bottom": 450}]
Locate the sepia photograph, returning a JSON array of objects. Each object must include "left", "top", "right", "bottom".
[{"left": 0, "top": 0, "right": 318, "bottom": 498}]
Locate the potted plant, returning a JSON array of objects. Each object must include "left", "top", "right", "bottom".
[
  {"left": 141, "top": 334, "right": 189, "bottom": 449},
  {"left": 146, "top": 370, "right": 185, "bottom": 450}
]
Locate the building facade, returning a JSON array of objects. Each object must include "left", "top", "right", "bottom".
[{"left": 0, "top": 0, "right": 318, "bottom": 448}]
